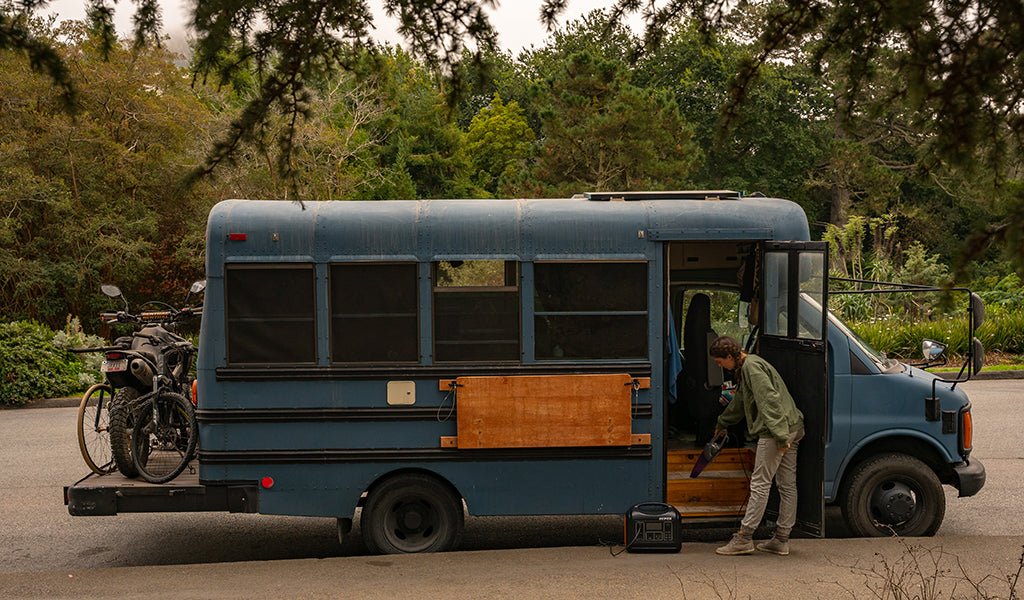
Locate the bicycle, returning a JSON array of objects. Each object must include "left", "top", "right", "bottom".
[
  {"left": 73, "top": 381, "right": 117, "bottom": 475},
  {"left": 69, "top": 344, "right": 140, "bottom": 475},
  {"left": 127, "top": 340, "right": 199, "bottom": 483}
]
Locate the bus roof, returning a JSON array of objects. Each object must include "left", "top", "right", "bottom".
[{"left": 206, "top": 195, "right": 810, "bottom": 268}]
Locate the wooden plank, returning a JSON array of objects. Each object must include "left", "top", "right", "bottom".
[
  {"left": 667, "top": 470, "right": 750, "bottom": 481},
  {"left": 631, "top": 434, "right": 651, "bottom": 445},
  {"left": 674, "top": 504, "right": 748, "bottom": 519},
  {"left": 439, "top": 436, "right": 457, "bottom": 448},
  {"left": 666, "top": 448, "right": 755, "bottom": 471},
  {"left": 438, "top": 379, "right": 457, "bottom": 391},
  {"left": 667, "top": 478, "right": 751, "bottom": 506},
  {"left": 455, "top": 374, "right": 634, "bottom": 449}
]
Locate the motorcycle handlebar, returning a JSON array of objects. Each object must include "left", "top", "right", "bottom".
[{"left": 99, "top": 306, "right": 202, "bottom": 325}]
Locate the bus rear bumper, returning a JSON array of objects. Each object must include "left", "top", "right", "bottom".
[
  {"left": 953, "top": 457, "right": 986, "bottom": 498},
  {"left": 64, "top": 469, "right": 259, "bottom": 516}
]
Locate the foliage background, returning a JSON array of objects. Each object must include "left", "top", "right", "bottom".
[{"left": 0, "top": 9, "right": 1021, "bottom": 403}]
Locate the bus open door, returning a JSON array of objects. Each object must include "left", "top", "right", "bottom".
[{"left": 757, "top": 241, "right": 829, "bottom": 536}]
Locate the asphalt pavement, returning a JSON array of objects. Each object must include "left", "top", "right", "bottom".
[
  {"left": 0, "top": 379, "right": 1021, "bottom": 599},
  {"left": 1, "top": 536, "right": 1023, "bottom": 599}
]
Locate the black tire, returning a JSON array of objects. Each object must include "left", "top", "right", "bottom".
[
  {"left": 361, "top": 473, "right": 464, "bottom": 554},
  {"left": 131, "top": 391, "right": 198, "bottom": 484},
  {"left": 841, "top": 453, "right": 946, "bottom": 537},
  {"left": 108, "top": 387, "right": 140, "bottom": 478},
  {"left": 77, "top": 384, "right": 116, "bottom": 474}
]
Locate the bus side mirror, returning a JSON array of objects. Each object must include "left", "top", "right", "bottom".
[
  {"left": 922, "top": 339, "right": 946, "bottom": 361},
  {"left": 972, "top": 338, "right": 984, "bottom": 374},
  {"left": 971, "top": 293, "right": 985, "bottom": 329}
]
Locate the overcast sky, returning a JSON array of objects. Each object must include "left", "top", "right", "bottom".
[{"left": 41, "top": 1, "right": 636, "bottom": 56}]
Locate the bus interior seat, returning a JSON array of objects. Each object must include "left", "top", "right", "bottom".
[{"left": 683, "top": 293, "right": 724, "bottom": 446}]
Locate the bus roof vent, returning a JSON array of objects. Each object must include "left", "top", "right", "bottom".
[{"left": 584, "top": 190, "right": 741, "bottom": 202}]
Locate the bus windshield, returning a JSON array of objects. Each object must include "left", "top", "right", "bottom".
[{"left": 800, "top": 293, "right": 901, "bottom": 373}]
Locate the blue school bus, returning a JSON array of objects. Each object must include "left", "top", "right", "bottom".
[{"left": 66, "top": 191, "right": 985, "bottom": 553}]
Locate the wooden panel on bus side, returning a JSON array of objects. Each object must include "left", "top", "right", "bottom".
[{"left": 452, "top": 373, "right": 636, "bottom": 449}]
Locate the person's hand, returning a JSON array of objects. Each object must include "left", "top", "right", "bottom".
[{"left": 779, "top": 441, "right": 791, "bottom": 455}]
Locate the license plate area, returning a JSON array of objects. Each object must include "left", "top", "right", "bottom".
[{"left": 101, "top": 359, "right": 128, "bottom": 373}]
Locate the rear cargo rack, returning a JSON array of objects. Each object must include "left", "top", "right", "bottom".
[{"left": 64, "top": 467, "right": 258, "bottom": 516}]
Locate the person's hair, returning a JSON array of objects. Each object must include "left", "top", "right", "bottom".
[{"left": 709, "top": 336, "right": 744, "bottom": 362}]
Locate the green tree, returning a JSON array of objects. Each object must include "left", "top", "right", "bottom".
[
  {"left": 464, "top": 95, "right": 535, "bottom": 195},
  {"left": 350, "top": 49, "right": 480, "bottom": 200},
  {"left": 0, "top": 21, "right": 217, "bottom": 327},
  {"left": 526, "top": 51, "right": 700, "bottom": 196},
  {"left": 635, "top": 23, "right": 831, "bottom": 220},
  {"left": 5, "top": 1, "right": 1021, "bottom": 181}
]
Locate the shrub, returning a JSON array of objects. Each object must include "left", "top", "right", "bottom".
[
  {"left": 848, "top": 309, "right": 1024, "bottom": 359},
  {"left": 0, "top": 321, "right": 85, "bottom": 406},
  {"left": 51, "top": 316, "right": 106, "bottom": 388}
]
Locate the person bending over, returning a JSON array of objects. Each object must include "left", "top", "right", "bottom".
[{"left": 709, "top": 336, "right": 805, "bottom": 556}]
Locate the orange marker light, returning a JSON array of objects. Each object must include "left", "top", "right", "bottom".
[{"left": 962, "top": 410, "right": 973, "bottom": 451}]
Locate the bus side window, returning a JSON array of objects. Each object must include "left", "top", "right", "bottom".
[
  {"left": 331, "top": 263, "right": 419, "bottom": 363},
  {"left": 433, "top": 260, "right": 520, "bottom": 362},
  {"left": 534, "top": 262, "right": 647, "bottom": 360},
  {"left": 225, "top": 264, "right": 317, "bottom": 365}
]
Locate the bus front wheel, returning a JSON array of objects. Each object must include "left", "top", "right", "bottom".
[
  {"left": 361, "top": 473, "right": 464, "bottom": 554},
  {"left": 841, "top": 453, "right": 946, "bottom": 537}
]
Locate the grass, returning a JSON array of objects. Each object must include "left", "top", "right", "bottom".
[{"left": 932, "top": 363, "right": 1024, "bottom": 373}]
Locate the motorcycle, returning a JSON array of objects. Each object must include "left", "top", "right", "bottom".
[{"left": 93, "top": 281, "right": 205, "bottom": 480}]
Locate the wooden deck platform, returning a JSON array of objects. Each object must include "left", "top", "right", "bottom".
[{"left": 667, "top": 447, "right": 754, "bottom": 519}]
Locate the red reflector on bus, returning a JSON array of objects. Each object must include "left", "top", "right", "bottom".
[
  {"left": 227, "top": 233, "right": 247, "bottom": 241},
  {"left": 261, "top": 476, "right": 274, "bottom": 489}
]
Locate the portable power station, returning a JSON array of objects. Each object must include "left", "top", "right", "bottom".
[{"left": 624, "top": 502, "right": 682, "bottom": 553}]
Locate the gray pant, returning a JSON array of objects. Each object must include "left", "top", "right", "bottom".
[{"left": 740, "top": 428, "right": 805, "bottom": 536}]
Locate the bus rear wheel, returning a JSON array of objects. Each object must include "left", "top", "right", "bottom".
[
  {"left": 841, "top": 453, "right": 945, "bottom": 537},
  {"left": 361, "top": 473, "right": 464, "bottom": 554}
]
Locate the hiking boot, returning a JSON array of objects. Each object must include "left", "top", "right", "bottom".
[
  {"left": 756, "top": 536, "right": 790, "bottom": 556},
  {"left": 715, "top": 531, "right": 754, "bottom": 555}
]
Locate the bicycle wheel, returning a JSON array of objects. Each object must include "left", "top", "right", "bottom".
[
  {"left": 131, "top": 391, "right": 198, "bottom": 484},
  {"left": 77, "top": 383, "right": 116, "bottom": 474}
]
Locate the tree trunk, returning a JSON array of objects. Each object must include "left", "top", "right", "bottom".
[
  {"left": 831, "top": 183, "right": 850, "bottom": 226},
  {"left": 830, "top": 91, "right": 851, "bottom": 226}
]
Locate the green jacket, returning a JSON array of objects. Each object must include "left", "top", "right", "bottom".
[{"left": 716, "top": 354, "right": 804, "bottom": 444}]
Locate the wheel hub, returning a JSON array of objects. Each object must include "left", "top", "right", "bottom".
[
  {"left": 385, "top": 499, "right": 437, "bottom": 550},
  {"left": 871, "top": 480, "right": 917, "bottom": 524},
  {"left": 400, "top": 507, "right": 425, "bottom": 532}
]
